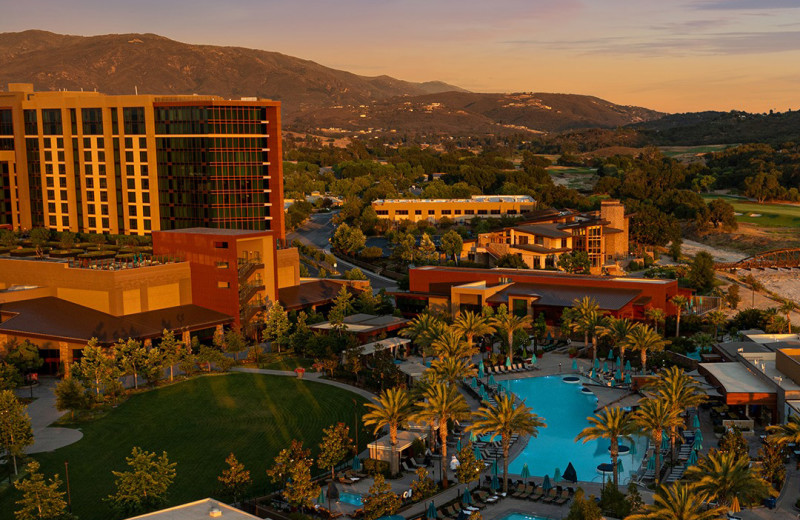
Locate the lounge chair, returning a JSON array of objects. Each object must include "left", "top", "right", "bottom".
[
  {"left": 554, "top": 488, "right": 571, "bottom": 505},
  {"left": 541, "top": 487, "right": 559, "bottom": 504},
  {"left": 511, "top": 483, "right": 527, "bottom": 498},
  {"left": 528, "top": 485, "right": 543, "bottom": 502},
  {"left": 401, "top": 461, "right": 413, "bottom": 472}
]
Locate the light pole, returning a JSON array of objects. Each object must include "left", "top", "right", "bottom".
[
  {"left": 352, "top": 399, "right": 359, "bottom": 456},
  {"left": 64, "top": 460, "right": 72, "bottom": 512}
]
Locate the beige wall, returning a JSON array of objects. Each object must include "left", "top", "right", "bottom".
[
  {"left": 276, "top": 248, "right": 301, "bottom": 289},
  {"left": 777, "top": 349, "right": 800, "bottom": 386},
  {"left": 372, "top": 198, "right": 536, "bottom": 222}
]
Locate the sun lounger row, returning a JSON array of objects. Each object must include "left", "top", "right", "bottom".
[
  {"left": 484, "top": 363, "right": 537, "bottom": 375},
  {"left": 509, "top": 482, "right": 573, "bottom": 505}
]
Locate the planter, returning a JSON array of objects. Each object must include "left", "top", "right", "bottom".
[{"left": 295, "top": 368, "right": 306, "bottom": 379}]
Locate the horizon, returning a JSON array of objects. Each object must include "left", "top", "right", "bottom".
[{"left": 1, "top": 1, "right": 799, "bottom": 114}]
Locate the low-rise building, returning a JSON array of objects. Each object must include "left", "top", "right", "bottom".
[{"left": 371, "top": 195, "right": 536, "bottom": 223}]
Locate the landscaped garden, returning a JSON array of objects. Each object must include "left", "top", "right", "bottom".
[
  {"left": 701, "top": 194, "right": 800, "bottom": 228},
  {"left": 0, "top": 373, "right": 370, "bottom": 520}
]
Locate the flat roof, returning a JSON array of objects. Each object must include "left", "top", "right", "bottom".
[
  {"left": 514, "top": 224, "right": 572, "bottom": 238},
  {"left": 125, "top": 498, "right": 260, "bottom": 520},
  {"left": 311, "top": 313, "right": 408, "bottom": 334},
  {"left": 368, "top": 430, "right": 426, "bottom": 451},
  {"left": 278, "top": 279, "right": 360, "bottom": 311},
  {"left": 484, "top": 282, "right": 641, "bottom": 311},
  {"left": 699, "top": 362, "right": 775, "bottom": 395},
  {"left": 412, "top": 266, "right": 676, "bottom": 285},
  {"left": 372, "top": 195, "right": 535, "bottom": 204},
  {"left": 154, "top": 227, "right": 270, "bottom": 237},
  {"left": 357, "top": 337, "right": 410, "bottom": 356}
]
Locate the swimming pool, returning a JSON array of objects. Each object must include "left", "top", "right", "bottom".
[
  {"left": 505, "top": 376, "right": 646, "bottom": 483},
  {"left": 339, "top": 491, "right": 364, "bottom": 507},
  {"left": 497, "top": 513, "right": 549, "bottom": 520}
]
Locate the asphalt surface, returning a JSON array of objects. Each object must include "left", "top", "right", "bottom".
[{"left": 288, "top": 212, "right": 398, "bottom": 291}]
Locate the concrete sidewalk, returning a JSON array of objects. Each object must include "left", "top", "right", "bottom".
[{"left": 14, "top": 378, "right": 83, "bottom": 454}]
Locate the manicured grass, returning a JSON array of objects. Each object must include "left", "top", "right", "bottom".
[
  {"left": 702, "top": 195, "right": 800, "bottom": 228},
  {"left": 257, "top": 354, "right": 315, "bottom": 371},
  {"left": 0, "top": 373, "right": 370, "bottom": 520},
  {"left": 659, "top": 144, "right": 733, "bottom": 157}
]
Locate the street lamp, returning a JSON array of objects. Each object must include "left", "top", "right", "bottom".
[
  {"left": 64, "top": 461, "right": 72, "bottom": 512},
  {"left": 352, "top": 399, "right": 359, "bottom": 455}
]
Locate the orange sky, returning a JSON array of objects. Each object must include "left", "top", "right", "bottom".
[{"left": 2, "top": 0, "right": 799, "bottom": 113}]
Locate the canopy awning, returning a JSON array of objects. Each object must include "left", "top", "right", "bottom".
[
  {"left": 584, "top": 384, "right": 643, "bottom": 412},
  {"left": 699, "top": 362, "right": 776, "bottom": 406}
]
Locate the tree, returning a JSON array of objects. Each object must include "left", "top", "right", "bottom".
[
  {"left": 718, "top": 427, "right": 750, "bottom": 461},
  {"left": 495, "top": 254, "right": 527, "bottom": 269},
  {"left": 222, "top": 328, "right": 248, "bottom": 361},
  {"left": 430, "top": 357, "right": 476, "bottom": 386},
  {"left": 363, "top": 474, "right": 401, "bottom": 520},
  {"left": 685, "top": 450, "right": 769, "bottom": 511},
  {"left": 0, "top": 361, "right": 22, "bottom": 390},
  {"left": 391, "top": 232, "right": 416, "bottom": 265},
  {"left": 5, "top": 340, "right": 44, "bottom": 376},
  {"left": 440, "top": 230, "right": 463, "bottom": 264},
  {"left": 158, "top": 330, "right": 184, "bottom": 383},
  {"left": 670, "top": 295, "right": 689, "bottom": 337},
  {"left": 627, "top": 482, "right": 724, "bottom": 520},
  {"left": 399, "top": 313, "right": 444, "bottom": 365},
  {"left": 623, "top": 324, "right": 669, "bottom": 374},
  {"left": 332, "top": 223, "right": 366, "bottom": 255},
  {"left": 432, "top": 328, "right": 476, "bottom": 360},
  {"left": 629, "top": 205, "right": 679, "bottom": 248},
  {"left": 416, "top": 233, "right": 438, "bottom": 265},
  {"left": 597, "top": 317, "right": 634, "bottom": 378},
  {"left": 410, "top": 466, "right": 437, "bottom": 500},
  {"left": 344, "top": 345, "right": 365, "bottom": 383},
  {"left": 455, "top": 442, "right": 484, "bottom": 488},
  {"left": 576, "top": 408, "right": 636, "bottom": 488},
  {"left": 558, "top": 251, "right": 591, "bottom": 274},
  {"left": 363, "top": 387, "right": 412, "bottom": 476},
  {"left": 742, "top": 274, "right": 762, "bottom": 307},
  {"left": 649, "top": 367, "right": 706, "bottom": 461},
  {"left": 74, "top": 339, "right": 115, "bottom": 398},
  {"left": 328, "top": 286, "right": 354, "bottom": 335},
  {"left": 453, "top": 311, "right": 496, "bottom": 358},
  {"left": 645, "top": 307, "right": 666, "bottom": 335},
  {"left": 0, "top": 390, "right": 34, "bottom": 475},
  {"left": 217, "top": 453, "right": 252, "bottom": 505},
  {"left": 115, "top": 338, "right": 146, "bottom": 389},
  {"left": 744, "top": 170, "right": 782, "bottom": 203},
  {"left": 58, "top": 231, "right": 77, "bottom": 250},
  {"left": 706, "top": 199, "right": 738, "bottom": 230},
  {"left": 345, "top": 267, "right": 368, "bottom": 280},
  {"left": 107, "top": 447, "right": 177, "bottom": 516},
  {"left": 54, "top": 377, "right": 89, "bottom": 419},
  {"left": 491, "top": 306, "right": 532, "bottom": 359},
  {"left": 779, "top": 299, "right": 796, "bottom": 333},
  {"left": 263, "top": 301, "right": 291, "bottom": 353},
  {"left": 469, "top": 394, "right": 545, "bottom": 494},
  {"left": 726, "top": 284, "right": 741, "bottom": 310},
  {"left": 634, "top": 397, "right": 680, "bottom": 483},
  {"left": 767, "top": 414, "right": 800, "bottom": 445},
  {"left": 14, "top": 460, "right": 72, "bottom": 520},
  {"left": 566, "top": 488, "right": 602, "bottom": 520},
  {"left": 706, "top": 310, "right": 727, "bottom": 340},
  {"left": 318, "top": 422, "right": 353, "bottom": 479},
  {"left": 283, "top": 444, "right": 319, "bottom": 512},
  {"left": 688, "top": 252, "right": 716, "bottom": 293},
  {"left": 29, "top": 227, "right": 51, "bottom": 258},
  {"left": 570, "top": 297, "right": 602, "bottom": 363},
  {"left": 669, "top": 238, "right": 682, "bottom": 262},
  {"left": 412, "top": 383, "right": 470, "bottom": 488}
]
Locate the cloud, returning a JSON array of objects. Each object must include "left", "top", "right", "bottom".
[{"left": 695, "top": 0, "right": 800, "bottom": 9}]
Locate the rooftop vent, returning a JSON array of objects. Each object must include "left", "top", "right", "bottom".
[{"left": 209, "top": 507, "right": 222, "bottom": 517}]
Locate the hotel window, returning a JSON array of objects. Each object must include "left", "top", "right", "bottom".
[
  {"left": 217, "top": 281, "right": 231, "bottom": 289},
  {"left": 49, "top": 215, "right": 56, "bottom": 226},
  {"left": 518, "top": 236, "right": 529, "bottom": 245},
  {"left": 477, "top": 210, "right": 487, "bottom": 215},
  {"left": 129, "top": 218, "right": 137, "bottom": 229},
  {"left": 441, "top": 210, "right": 451, "bottom": 215},
  {"left": 216, "top": 262, "right": 230, "bottom": 269},
  {"left": 376, "top": 210, "right": 388, "bottom": 215},
  {"left": 490, "top": 209, "right": 501, "bottom": 215},
  {"left": 507, "top": 210, "right": 517, "bottom": 215},
  {"left": 396, "top": 210, "right": 408, "bottom": 215},
  {"left": 415, "top": 210, "right": 422, "bottom": 215},
  {"left": 455, "top": 210, "right": 462, "bottom": 215},
  {"left": 214, "top": 241, "right": 229, "bottom": 249},
  {"left": 428, "top": 210, "right": 435, "bottom": 215},
  {"left": 561, "top": 238, "right": 567, "bottom": 248},
  {"left": 102, "top": 217, "right": 109, "bottom": 228},
  {"left": 465, "top": 209, "right": 475, "bottom": 215}
]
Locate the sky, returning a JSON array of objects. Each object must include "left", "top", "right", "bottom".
[{"left": 1, "top": 0, "right": 799, "bottom": 113}]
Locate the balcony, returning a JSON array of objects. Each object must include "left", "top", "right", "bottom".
[
  {"left": 240, "top": 298, "right": 264, "bottom": 324},
  {"left": 238, "top": 254, "right": 264, "bottom": 283},
  {"left": 238, "top": 277, "right": 264, "bottom": 305}
]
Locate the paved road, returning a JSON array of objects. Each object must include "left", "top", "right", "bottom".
[{"left": 288, "top": 212, "right": 398, "bottom": 292}]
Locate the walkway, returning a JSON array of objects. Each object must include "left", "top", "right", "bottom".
[
  {"left": 14, "top": 378, "right": 83, "bottom": 454},
  {"left": 232, "top": 367, "right": 377, "bottom": 400}
]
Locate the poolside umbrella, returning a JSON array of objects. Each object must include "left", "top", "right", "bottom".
[
  {"left": 490, "top": 474, "right": 500, "bottom": 492},
  {"left": 563, "top": 462, "right": 578, "bottom": 483},
  {"left": 610, "top": 380, "right": 616, "bottom": 387},
  {"left": 427, "top": 501, "right": 437, "bottom": 520},
  {"left": 327, "top": 480, "right": 340, "bottom": 506},
  {"left": 553, "top": 467, "right": 561, "bottom": 483},
  {"left": 474, "top": 445, "right": 482, "bottom": 461},
  {"left": 469, "top": 431, "right": 477, "bottom": 443},
  {"left": 687, "top": 449, "right": 698, "bottom": 466},
  {"left": 478, "top": 361, "right": 485, "bottom": 378},
  {"left": 541, "top": 474, "right": 552, "bottom": 493},
  {"left": 624, "top": 360, "right": 631, "bottom": 372},
  {"left": 692, "top": 435, "right": 703, "bottom": 452},
  {"left": 488, "top": 374, "right": 496, "bottom": 387},
  {"left": 491, "top": 459, "right": 499, "bottom": 477},
  {"left": 616, "top": 355, "right": 621, "bottom": 367},
  {"left": 317, "top": 487, "right": 326, "bottom": 506},
  {"left": 624, "top": 373, "right": 631, "bottom": 385},
  {"left": 661, "top": 431, "right": 669, "bottom": 450},
  {"left": 593, "top": 358, "right": 600, "bottom": 371},
  {"left": 471, "top": 377, "right": 478, "bottom": 388},
  {"left": 572, "top": 359, "right": 578, "bottom": 371},
  {"left": 692, "top": 414, "right": 701, "bottom": 429},
  {"left": 646, "top": 455, "right": 655, "bottom": 472},
  {"left": 629, "top": 440, "right": 637, "bottom": 455},
  {"left": 462, "top": 487, "right": 472, "bottom": 506},
  {"left": 615, "top": 368, "right": 622, "bottom": 381},
  {"left": 730, "top": 496, "right": 741, "bottom": 514},
  {"left": 352, "top": 456, "right": 362, "bottom": 471},
  {"left": 530, "top": 353, "right": 537, "bottom": 365},
  {"left": 694, "top": 427, "right": 703, "bottom": 441},
  {"left": 617, "top": 459, "right": 624, "bottom": 474},
  {"left": 546, "top": 331, "right": 552, "bottom": 343},
  {"left": 456, "top": 438, "right": 462, "bottom": 452},
  {"left": 521, "top": 463, "right": 530, "bottom": 483},
  {"left": 506, "top": 356, "right": 513, "bottom": 368},
  {"left": 603, "top": 361, "right": 609, "bottom": 373}
]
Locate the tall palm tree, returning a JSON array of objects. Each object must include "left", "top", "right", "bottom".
[
  {"left": 623, "top": 324, "right": 669, "bottom": 375},
  {"left": 767, "top": 414, "right": 800, "bottom": 445},
  {"left": 576, "top": 407, "right": 637, "bottom": 488},
  {"left": 627, "top": 482, "right": 725, "bottom": 520},
  {"left": 431, "top": 327, "right": 476, "bottom": 360},
  {"left": 469, "top": 394, "right": 546, "bottom": 494},
  {"left": 453, "top": 311, "right": 496, "bottom": 358},
  {"left": 492, "top": 310, "right": 532, "bottom": 359},
  {"left": 363, "top": 387, "right": 412, "bottom": 476},
  {"left": 635, "top": 397, "right": 681, "bottom": 483},
  {"left": 779, "top": 299, "right": 796, "bottom": 333},
  {"left": 412, "top": 383, "right": 471, "bottom": 488},
  {"left": 670, "top": 295, "right": 689, "bottom": 337},
  {"left": 706, "top": 310, "right": 727, "bottom": 340},
  {"left": 571, "top": 297, "right": 601, "bottom": 361},
  {"left": 399, "top": 313, "right": 444, "bottom": 365},
  {"left": 648, "top": 366, "right": 707, "bottom": 461},
  {"left": 645, "top": 307, "right": 666, "bottom": 335},
  {"left": 597, "top": 317, "right": 635, "bottom": 377},
  {"left": 430, "top": 356, "right": 476, "bottom": 386},
  {"left": 685, "top": 450, "right": 770, "bottom": 511}
]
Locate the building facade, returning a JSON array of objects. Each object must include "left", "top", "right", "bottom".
[
  {"left": 371, "top": 195, "right": 536, "bottom": 223},
  {"left": 0, "top": 84, "right": 284, "bottom": 239}
]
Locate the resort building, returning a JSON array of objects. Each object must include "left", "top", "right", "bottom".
[
  {"left": 465, "top": 200, "right": 629, "bottom": 275},
  {"left": 371, "top": 195, "right": 536, "bottom": 223},
  {"left": 395, "top": 266, "right": 689, "bottom": 325},
  {"left": 124, "top": 498, "right": 260, "bottom": 520},
  {"left": 0, "top": 83, "right": 284, "bottom": 239}
]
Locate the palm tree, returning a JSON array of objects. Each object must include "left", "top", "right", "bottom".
[
  {"left": 623, "top": 324, "right": 669, "bottom": 375},
  {"left": 469, "top": 394, "right": 546, "bottom": 494},
  {"left": 670, "top": 295, "right": 689, "bottom": 337},
  {"left": 430, "top": 356, "right": 476, "bottom": 386},
  {"left": 685, "top": 450, "right": 770, "bottom": 511},
  {"left": 779, "top": 299, "right": 796, "bottom": 333},
  {"left": 571, "top": 297, "right": 601, "bottom": 361},
  {"left": 649, "top": 366, "right": 707, "bottom": 461},
  {"left": 706, "top": 310, "right": 727, "bottom": 340},
  {"left": 575, "top": 407, "right": 637, "bottom": 488},
  {"left": 431, "top": 327, "right": 476, "bottom": 360},
  {"left": 767, "top": 414, "right": 800, "bottom": 445},
  {"left": 634, "top": 397, "right": 681, "bottom": 482},
  {"left": 597, "top": 317, "right": 635, "bottom": 378},
  {"left": 492, "top": 310, "right": 532, "bottom": 359},
  {"left": 453, "top": 311, "right": 496, "bottom": 358},
  {"left": 363, "top": 387, "right": 412, "bottom": 476},
  {"left": 645, "top": 307, "right": 666, "bottom": 335},
  {"left": 628, "top": 482, "right": 725, "bottom": 520},
  {"left": 399, "top": 313, "right": 444, "bottom": 364},
  {"left": 412, "top": 383, "right": 471, "bottom": 488}
]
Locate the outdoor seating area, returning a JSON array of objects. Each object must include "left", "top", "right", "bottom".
[{"left": 636, "top": 409, "right": 704, "bottom": 484}]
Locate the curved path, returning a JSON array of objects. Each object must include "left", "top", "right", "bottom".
[
  {"left": 15, "top": 379, "right": 84, "bottom": 454},
  {"left": 232, "top": 367, "right": 377, "bottom": 400}
]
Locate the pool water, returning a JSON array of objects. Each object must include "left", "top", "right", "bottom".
[
  {"left": 339, "top": 491, "right": 364, "bottom": 507},
  {"left": 506, "top": 376, "right": 646, "bottom": 483},
  {"left": 497, "top": 514, "right": 549, "bottom": 520}
]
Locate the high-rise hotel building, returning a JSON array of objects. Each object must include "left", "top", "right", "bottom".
[{"left": 0, "top": 83, "right": 284, "bottom": 241}]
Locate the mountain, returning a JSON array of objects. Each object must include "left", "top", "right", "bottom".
[{"left": 0, "top": 30, "right": 663, "bottom": 135}]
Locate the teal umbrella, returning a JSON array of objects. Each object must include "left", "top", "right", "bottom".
[
  {"left": 427, "top": 501, "right": 437, "bottom": 520},
  {"left": 615, "top": 368, "right": 622, "bottom": 381},
  {"left": 488, "top": 374, "right": 496, "bottom": 386},
  {"left": 491, "top": 459, "right": 498, "bottom": 476},
  {"left": 456, "top": 439, "right": 462, "bottom": 452},
  {"left": 616, "top": 355, "right": 621, "bottom": 366},
  {"left": 625, "top": 360, "right": 631, "bottom": 372},
  {"left": 603, "top": 361, "right": 609, "bottom": 373},
  {"left": 478, "top": 363, "right": 485, "bottom": 378},
  {"left": 617, "top": 459, "right": 624, "bottom": 474},
  {"left": 572, "top": 359, "right": 578, "bottom": 371},
  {"left": 629, "top": 440, "right": 637, "bottom": 455},
  {"left": 661, "top": 432, "right": 669, "bottom": 451},
  {"left": 490, "top": 475, "right": 499, "bottom": 492},
  {"left": 352, "top": 456, "right": 362, "bottom": 471},
  {"left": 553, "top": 467, "right": 561, "bottom": 483},
  {"left": 506, "top": 356, "right": 512, "bottom": 368},
  {"left": 692, "top": 436, "right": 703, "bottom": 452},
  {"left": 687, "top": 449, "right": 698, "bottom": 466},
  {"left": 624, "top": 373, "right": 631, "bottom": 384},
  {"left": 694, "top": 428, "right": 703, "bottom": 442},
  {"left": 471, "top": 377, "right": 478, "bottom": 388},
  {"left": 469, "top": 431, "right": 477, "bottom": 443},
  {"left": 692, "top": 414, "right": 701, "bottom": 429},
  {"left": 462, "top": 487, "right": 472, "bottom": 506},
  {"left": 546, "top": 331, "right": 553, "bottom": 342},
  {"left": 531, "top": 353, "right": 537, "bottom": 365},
  {"left": 317, "top": 487, "right": 326, "bottom": 506},
  {"left": 541, "top": 474, "right": 552, "bottom": 492},
  {"left": 521, "top": 463, "right": 530, "bottom": 482},
  {"left": 593, "top": 358, "right": 600, "bottom": 371},
  {"left": 646, "top": 455, "right": 655, "bottom": 471},
  {"left": 610, "top": 379, "right": 616, "bottom": 387},
  {"left": 474, "top": 445, "right": 482, "bottom": 461}
]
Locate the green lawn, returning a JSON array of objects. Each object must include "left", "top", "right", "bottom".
[
  {"left": 0, "top": 373, "right": 370, "bottom": 520},
  {"left": 702, "top": 195, "right": 800, "bottom": 228},
  {"left": 659, "top": 145, "right": 733, "bottom": 157},
  {"left": 257, "top": 354, "right": 315, "bottom": 371}
]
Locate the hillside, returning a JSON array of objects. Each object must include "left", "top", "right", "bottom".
[
  {"left": 0, "top": 30, "right": 664, "bottom": 135},
  {"left": 632, "top": 110, "right": 800, "bottom": 145}
]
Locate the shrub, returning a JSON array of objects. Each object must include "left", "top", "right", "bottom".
[
  {"left": 363, "top": 458, "right": 390, "bottom": 478},
  {"left": 360, "top": 246, "right": 384, "bottom": 260}
]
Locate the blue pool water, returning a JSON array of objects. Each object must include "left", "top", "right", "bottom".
[
  {"left": 497, "top": 514, "right": 549, "bottom": 520},
  {"left": 505, "top": 376, "right": 646, "bottom": 483},
  {"left": 339, "top": 492, "right": 364, "bottom": 507}
]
